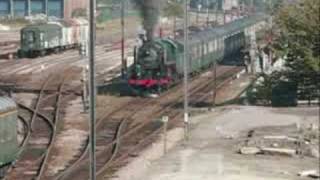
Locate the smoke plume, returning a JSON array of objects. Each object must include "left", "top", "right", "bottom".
[{"left": 133, "top": 0, "right": 161, "bottom": 41}]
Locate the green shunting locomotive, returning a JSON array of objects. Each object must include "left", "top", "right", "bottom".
[{"left": 128, "top": 14, "right": 268, "bottom": 96}]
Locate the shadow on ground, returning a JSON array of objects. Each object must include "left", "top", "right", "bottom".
[{"left": 97, "top": 77, "right": 135, "bottom": 97}]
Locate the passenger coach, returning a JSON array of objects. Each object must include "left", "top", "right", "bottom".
[
  {"left": 18, "top": 18, "right": 88, "bottom": 58},
  {"left": 0, "top": 97, "right": 19, "bottom": 170}
]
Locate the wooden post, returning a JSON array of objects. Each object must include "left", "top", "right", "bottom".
[{"left": 162, "top": 116, "right": 169, "bottom": 154}]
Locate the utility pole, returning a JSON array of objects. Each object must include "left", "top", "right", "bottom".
[
  {"left": 214, "top": 2, "right": 219, "bottom": 26},
  {"left": 45, "top": 0, "right": 48, "bottom": 18},
  {"left": 250, "top": 0, "right": 254, "bottom": 14},
  {"left": 89, "top": 0, "right": 96, "bottom": 179},
  {"left": 27, "top": 0, "right": 31, "bottom": 16},
  {"left": 10, "top": 0, "right": 14, "bottom": 18},
  {"left": 206, "top": 0, "right": 209, "bottom": 27},
  {"left": 121, "top": 0, "right": 126, "bottom": 78},
  {"left": 183, "top": 0, "right": 189, "bottom": 141},
  {"left": 196, "top": 3, "right": 201, "bottom": 25}
]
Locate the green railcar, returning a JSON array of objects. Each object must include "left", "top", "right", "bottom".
[
  {"left": 0, "top": 97, "right": 18, "bottom": 168},
  {"left": 19, "top": 24, "right": 62, "bottom": 57}
]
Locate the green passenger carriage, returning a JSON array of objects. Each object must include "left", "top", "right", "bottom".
[
  {"left": 19, "top": 24, "right": 62, "bottom": 57},
  {"left": 18, "top": 18, "right": 89, "bottom": 58},
  {"left": 0, "top": 97, "right": 19, "bottom": 168}
]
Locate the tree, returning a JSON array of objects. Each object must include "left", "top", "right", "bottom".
[
  {"left": 272, "top": 0, "right": 320, "bottom": 102},
  {"left": 163, "top": 0, "right": 184, "bottom": 38},
  {"left": 275, "top": 0, "right": 319, "bottom": 71}
]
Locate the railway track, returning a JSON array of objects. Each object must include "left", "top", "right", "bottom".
[
  {"left": 53, "top": 98, "right": 153, "bottom": 180},
  {"left": 0, "top": 41, "right": 19, "bottom": 60},
  {"left": 0, "top": 40, "right": 136, "bottom": 90},
  {"left": 50, "top": 65, "right": 244, "bottom": 180},
  {"left": 4, "top": 69, "right": 71, "bottom": 180},
  {"left": 96, "top": 66, "right": 245, "bottom": 179}
]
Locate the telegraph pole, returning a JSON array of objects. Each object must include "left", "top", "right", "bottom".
[
  {"left": 196, "top": 3, "right": 200, "bottom": 25},
  {"left": 250, "top": 0, "right": 254, "bottom": 14},
  {"left": 45, "top": 0, "right": 48, "bottom": 18},
  {"left": 89, "top": 0, "right": 97, "bottom": 179},
  {"left": 206, "top": 0, "right": 209, "bottom": 27},
  {"left": 27, "top": 0, "right": 31, "bottom": 16},
  {"left": 10, "top": 0, "right": 14, "bottom": 18},
  {"left": 183, "top": 0, "right": 189, "bottom": 140},
  {"left": 214, "top": 2, "right": 218, "bottom": 26},
  {"left": 121, "top": 0, "right": 126, "bottom": 78}
]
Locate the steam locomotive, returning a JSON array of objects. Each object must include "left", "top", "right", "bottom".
[{"left": 128, "top": 14, "right": 268, "bottom": 96}]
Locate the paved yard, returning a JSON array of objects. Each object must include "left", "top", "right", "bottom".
[{"left": 130, "top": 106, "right": 319, "bottom": 180}]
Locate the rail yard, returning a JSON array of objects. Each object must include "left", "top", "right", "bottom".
[{"left": 0, "top": 0, "right": 319, "bottom": 180}]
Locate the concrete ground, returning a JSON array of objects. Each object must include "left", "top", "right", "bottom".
[{"left": 132, "top": 106, "right": 319, "bottom": 180}]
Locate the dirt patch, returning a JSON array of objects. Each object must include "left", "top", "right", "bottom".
[
  {"left": 13, "top": 92, "right": 37, "bottom": 107},
  {"left": 109, "top": 128, "right": 184, "bottom": 180},
  {"left": 47, "top": 97, "right": 88, "bottom": 176}
]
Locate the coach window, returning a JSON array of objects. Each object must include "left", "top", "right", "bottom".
[
  {"left": 212, "top": 41, "right": 215, "bottom": 52},
  {"left": 196, "top": 44, "right": 200, "bottom": 58},
  {"left": 211, "top": 41, "right": 214, "bottom": 52},
  {"left": 192, "top": 46, "right": 197, "bottom": 59},
  {"left": 40, "top": 32, "right": 44, "bottom": 41},
  {"left": 25, "top": 31, "right": 35, "bottom": 43},
  {"left": 214, "top": 39, "right": 218, "bottom": 52},
  {"left": 220, "top": 39, "right": 224, "bottom": 50},
  {"left": 202, "top": 42, "right": 208, "bottom": 54}
]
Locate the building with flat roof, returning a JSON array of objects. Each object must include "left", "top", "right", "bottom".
[{"left": 0, "top": 0, "right": 87, "bottom": 19}]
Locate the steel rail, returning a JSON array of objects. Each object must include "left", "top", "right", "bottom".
[
  {"left": 96, "top": 119, "right": 127, "bottom": 175},
  {"left": 17, "top": 115, "right": 30, "bottom": 148},
  {"left": 14, "top": 87, "right": 55, "bottom": 160},
  {"left": 30, "top": 75, "right": 53, "bottom": 131},
  {"left": 36, "top": 73, "right": 69, "bottom": 180},
  {"left": 4, "top": 71, "right": 71, "bottom": 180},
  {"left": 5, "top": 98, "right": 55, "bottom": 180},
  {"left": 55, "top": 98, "right": 151, "bottom": 180},
  {"left": 189, "top": 67, "right": 244, "bottom": 104},
  {"left": 95, "top": 66, "right": 244, "bottom": 177},
  {"left": 56, "top": 66, "right": 243, "bottom": 180}
]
